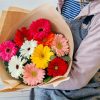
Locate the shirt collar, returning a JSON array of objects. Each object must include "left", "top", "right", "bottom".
[{"left": 75, "top": 0, "right": 100, "bottom": 19}]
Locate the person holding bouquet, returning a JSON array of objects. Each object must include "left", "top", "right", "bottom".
[{"left": 31, "top": 0, "right": 100, "bottom": 100}]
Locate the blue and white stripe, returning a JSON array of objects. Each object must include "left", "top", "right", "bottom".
[{"left": 62, "top": 0, "right": 88, "bottom": 21}]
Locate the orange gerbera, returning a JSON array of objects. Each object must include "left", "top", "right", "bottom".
[{"left": 38, "top": 32, "right": 55, "bottom": 47}]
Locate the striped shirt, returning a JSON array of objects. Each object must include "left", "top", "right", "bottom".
[{"left": 61, "top": 0, "right": 88, "bottom": 21}]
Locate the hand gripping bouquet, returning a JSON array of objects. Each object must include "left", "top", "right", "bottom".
[{"left": 0, "top": 4, "right": 74, "bottom": 91}]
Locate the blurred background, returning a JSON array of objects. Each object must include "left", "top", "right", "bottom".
[{"left": 0, "top": 0, "right": 57, "bottom": 16}]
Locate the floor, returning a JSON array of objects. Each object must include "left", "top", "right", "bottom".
[
  {"left": 0, "top": 0, "right": 57, "bottom": 100},
  {"left": 0, "top": 89, "right": 30, "bottom": 100}
]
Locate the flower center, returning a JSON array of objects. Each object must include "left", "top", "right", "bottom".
[
  {"left": 56, "top": 42, "right": 62, "bottom": 49},
  {"left": 6, "top": 48, "right": 11, "bottom": 53},
  {"left": 16, "top": 65, "right": 19, "bottom": 69},
  {"left": 42, "top": 38, "right": 47, "bottom": 42},
  {"left": 24, "top": 37, "right": 27, "bottom": 41},
  {"left": 40, "top": 53, "right": 44, "bottom": 59},
  {"left": 27, "top": 47, "right": 30, "bottom": 51},
  {"left": 38, "top": 28, "right": 43, "bottom": 32},
  {"left": 31, "top": 71, "right": 37, "bottom": 77},
  {"left": 54, "top": 66, "right": 59, "bottom": 70}
]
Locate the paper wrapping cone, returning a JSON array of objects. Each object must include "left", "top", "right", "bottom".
[
  {"left": 0, "top": 7, "right": 30, "bottom": 42},
  {"left": 0, "top": 7, "right": 30, "bottom": 91},
  {"left": 0, "top": 7, "right": 26, "bottom": 31},
  {"left": 0, "top": 4, "right": 74, "bottom": 91}
]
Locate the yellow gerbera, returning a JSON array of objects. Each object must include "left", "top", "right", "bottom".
[{"left": 31, "top": 44, "right": 54, "bottom": 69}]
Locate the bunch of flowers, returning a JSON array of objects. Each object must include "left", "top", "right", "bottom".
[{"left": 0, "top": 18, "right": 70, "bottom": 86}]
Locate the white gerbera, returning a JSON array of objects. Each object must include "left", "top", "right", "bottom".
[
  {"left": 20, "top": 40, "right": 37, "bottom": 59},
  {"left": 8, "top": 56, "right": 27, "bottom": 79}
]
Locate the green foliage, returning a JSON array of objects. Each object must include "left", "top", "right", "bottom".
[
  {"left": 50, "top": 55, "right": 56, "bottom": 60},
  {"left": 43, "top": 76, "right": 52, "bottom": 83},
  {"left": 62, "top": 55, "right": 71, "bottom": 62},
  {"left": 4, "top": 61, "right": 9, "bottom": 71}
]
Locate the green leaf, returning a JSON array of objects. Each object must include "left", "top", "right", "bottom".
[
  {"left": 16, "top": 51, "right": 20, "bottom": 57},
  {"left": 43, "top": 76, "right": 52, "bottom": 83},
  {"left": 4, "top": 62, "right": 9, "bottom": 71},
  {"left": 19, "top": 75, "right": 23, "bottom": 83},
  {"left": 50, "top": 55, "right": 56, "bottom": 60},
  {"left": 4, "top": 61, "right": 8, "bottom": 66},
  {"left": 62, "top": 55, "right": 71, "bottom": 62}
]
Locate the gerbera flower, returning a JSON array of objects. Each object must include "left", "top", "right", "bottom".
[
  {"left": 20, "top": 40, "right": 37, "bottom": 59},
  {"left": 23, "top": 63, "right": 45, "bottom": 86},
  {"left": 0, "top": 41, "right": 18, "bottom": 62},
  {"left": 38, "top": 32, "right": 55, "bottom": 47},
  {"left": 51, "top": 34, "right": 69, "bottom": 57},
  {"left": 47, "top": 57, "right": 68, "bottom": 77},
  {"left": 31, "top": 44, "right": 54, "bottom": 69},
  {"left": 29, "top": 18, "right": 51, "bottom": 41},
  {"left": 8, "top": 56, "right": 27, "bottom": 79},
  {"left": 14, "top": 27, "right": 31, "bottom": 47}
]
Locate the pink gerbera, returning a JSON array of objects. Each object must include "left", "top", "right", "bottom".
[
  {"left": 29, "top": 18, "right": 51, "bottom": 41},
  {"left": 51, "top": 34, "right": 69, "bottom": 57},
  {"left": 0, "top": 41, "right": 18, "bottom": 62},
  {"left": 23, "top": 63, "right": 45, "bottom": 86}
]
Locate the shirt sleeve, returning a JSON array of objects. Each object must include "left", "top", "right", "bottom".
[{"left": 40, "top": 14, "right": 100, "bottom": 90}]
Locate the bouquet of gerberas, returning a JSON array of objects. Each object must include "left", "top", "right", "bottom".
[
  {"left": 0, "top": 4, "right": 73, "bottom": 91},
  {"left": 0, "top": 18, "right": 70, "bottom": 86}
]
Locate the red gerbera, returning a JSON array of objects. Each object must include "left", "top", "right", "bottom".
[
  {"left": 29, "top": 18, "right": 51, "bottom": 41},
  {"left": 38, "top": 32, "right": 55, "bottom": 47},
  {"left": 47, "top": 57, "right": 68, "bottom": 77},
  {"left": 14, "top": 27, "right": 31, "bottom": 47}
]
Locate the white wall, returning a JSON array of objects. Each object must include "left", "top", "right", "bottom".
[{"left": 0, "top": 0, "right": 58, "bottom": 11}]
